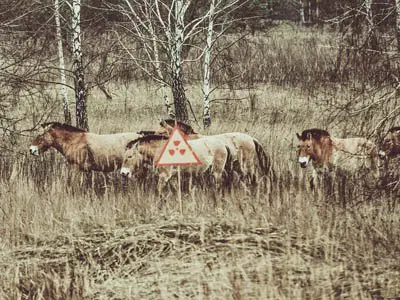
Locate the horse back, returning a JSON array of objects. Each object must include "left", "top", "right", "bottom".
[
  {"left": 86, "top": 132, "right": 141, "bottom": 171},
  {"left": 331, "top": 137, "right": 380, "bottom": 172}
]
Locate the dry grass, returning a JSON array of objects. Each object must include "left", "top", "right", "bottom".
[{"left": 0, "top": 82, "right": 399, "bottom": 299}]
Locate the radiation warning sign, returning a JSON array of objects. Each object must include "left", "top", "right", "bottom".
[{"left": 155, "top": 127, "right": 203, "bottom": 167}]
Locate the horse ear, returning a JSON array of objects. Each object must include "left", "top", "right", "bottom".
[
  {"left": 296, "top": 133, "right": 301, "bottom": 140},
  {"left": 41, "top": 122, "right": 54, "bottom": 129},
  {"left": 307, "top": 132, "right": 312, "bottom": 140}
]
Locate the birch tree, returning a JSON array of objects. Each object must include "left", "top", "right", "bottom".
[
  {"left": 54, "top": 0, "right": 71, "bottom": 125},
  {"left": 364, "top": 0, "right": 378, "bottom": 50},
  {"left": 201, "top": 0, "right": 239, "bottom": 127},
  {"left": 171, "top": 0, "right": 189, "bottom": 122},
  {"left": 202, "top": 0, "right": 215, "bottom": 128},
  {"left": 71, "top": 0, "right": 88, "bottom": 130},
  {"left": 299, "top": 0, "right": 305, "bottom": 24},
  {"left": 110, "top": 0, "right": 243, "bottom": 124},
  {"left": 396, "top": 0, "right": 400, "bottom": 52}
]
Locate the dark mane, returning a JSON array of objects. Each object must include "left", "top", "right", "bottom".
[
  {"left": 160, "top": 119, "right": 197, "bottom": 134},
  {"left": 299, "top": 128, "right": 330, "bottom": 141},
  {"left": 137, "top": 130, "right": 157, "bottom": 135},
  {"left": 388, "top": 126, "right": 400, "bottom": 133},
  {"left": 42, "top": 122, "right": 87, "bottom": 133},
  {"left": 126, "top": 134, "right": 169, "bottom": 149}
]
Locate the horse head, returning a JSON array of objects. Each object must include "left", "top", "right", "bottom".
[
  {"left": 121, "top": 135, "right": 168, "bottom": 178},
  {"left": 296, "top": 129, "right": 330, "bottom": 168},
  {"left": 159, "top": 119, "right": 197, "bottom": 136},
  {"left": 379, "top": 127, "right": 400, "bottom": 158},
  {"left": 29, "top": 123, "right": 57, "bottom": 155},
  {"left": 121, "top": 140, "right": 142, "bottom": 178},
  {"left": 29, "top": 122, "right": 86, "bottom": 156}
]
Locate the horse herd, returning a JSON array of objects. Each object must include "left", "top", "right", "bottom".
[{"left": 29, "top": 120, "right": 400, "bottom": 193}]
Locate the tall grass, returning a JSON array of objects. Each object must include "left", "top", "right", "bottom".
[{"left": 0, "top": 82, "right": 399, "bottom": 299}]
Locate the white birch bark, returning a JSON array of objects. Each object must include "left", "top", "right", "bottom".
[
  {"left": 364, "top": 0, "right": 378, "bottom": 50},
  {"left": 365, "top": 0, "right": 373, "bottom": 28},
  {"left": 202, "top": 0, "right": 215, "bottom": 128},
  {"left": 71, "top": 0, "right": 88, "bottom": 130},
  {"left": 54, "top": 0, "right": 71, "bottom": 125},
  {"left": 396, "top": 0, "right": 400, "bottom": 51},
  {"left": 299, "top": 0, "right": 305, "bottom": 24},
  {"left": 150, "top": 19, "right": 174, "bottom": 118},
  {"left": 172, "top": 0, "right": 186, "bottom": 87},
  {"left": 170, "top": 0, "right": 189, "bottom": 122}
]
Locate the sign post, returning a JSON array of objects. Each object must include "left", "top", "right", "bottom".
[{"left": 154, "top": 127, "right": 203, "bottom": 215}]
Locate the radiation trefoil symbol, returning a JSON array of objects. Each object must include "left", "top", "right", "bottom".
[{"left": 155, "top": 127, "right": 203, "bottom": 167}]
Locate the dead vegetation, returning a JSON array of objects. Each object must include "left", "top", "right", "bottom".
[
  {"left": 2, "top": 218, "right": 399, "bottom": 299},
  {"left": 0, "top": 25, "right": 399, "bottom": 297}
]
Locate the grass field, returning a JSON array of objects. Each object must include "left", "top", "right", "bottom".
[{"left": 0, "top": 80, "right": 399, "bottom": 299}]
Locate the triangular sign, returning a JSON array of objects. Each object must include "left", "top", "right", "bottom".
[{"left": 155, "top": 127, "right": 203, "bottom": 167}]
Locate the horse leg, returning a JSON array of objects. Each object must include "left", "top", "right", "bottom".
[
  {"left": 310, "top": 169, "right": 317, "bottom": 191},
  {"left": 157, "top": 172, "right": 169, "bottom": 202}
]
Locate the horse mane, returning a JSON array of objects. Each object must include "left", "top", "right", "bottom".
[
  {"left": 388, "top": 126, "right": 400, "bottom": 133},
  {"left": 126, "top": 134, "right": 169, "bottom": 149},
  {"left": 160, "top": 119, "right": 197, "bottom": 134},
  {"left": 137, "top": 130, "right": 157, "bottom": 135},
  {"left": 42, "top": 122, "right": 87, "bottom": 133},
  {"left": 299, "top": 128, "right": 330, "bottom": 141}
]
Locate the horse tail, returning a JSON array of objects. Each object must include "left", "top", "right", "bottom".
[{"left": 254, "top": 140, "right": 276, "bottom": 181}]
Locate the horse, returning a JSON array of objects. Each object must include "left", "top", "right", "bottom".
[
  {"left": 154, "top": 119, "right": 275, "bottom": 183},
  {"left": 296, "top": 128, "right": 380, "bottom": 189},
  {"left": 120, "top": 134, "right": 232, "bottom": 194},
  {"left": 29, "top": 122, "right": 141, "bottom": 172},
  {"left": 379, "top": 126, "right": 400, "bottom": 159}
]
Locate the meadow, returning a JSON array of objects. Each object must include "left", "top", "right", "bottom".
[{"left": 0, "top": 25, "right": 399, "bottom": 299}]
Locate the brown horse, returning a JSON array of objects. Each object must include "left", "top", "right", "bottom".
[
  {"left": 155, "top": 119, "right": 275, "bottom": 182},
  {"left": 29, "top": 122, "right": 141, "bottom": 172},
  {"left": 379, "top": 126, "right": 400, "bottom": 158},
  {"left": 296, "top": 128, "right": 380, "bottom": 185},
  {"left": 120, "top": 134, "right": 232, "bottom": 193}
]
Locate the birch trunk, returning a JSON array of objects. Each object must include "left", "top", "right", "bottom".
[
  {"left": 365, "top": 0, "right": 378, "bottom": 50},
  {"left": 299, "top": 0, "right": 305, "bottom": 24},
  {"left": 71, "top": 0, "right": 88, "bottom": 130},
  {"left": 396, "top": 0, "right": 400, "bottom": 52},
  {"left": 55, "top": 0, "right": 71, "bottom": 125},
  {"left": 151, "top": 24, "right": 174, "bottom": 118},
  {"left": 171, "top": 0, "right": 189, "bottom": 123},
  {"left": 202, "top": 0, "right": 215, "bottom": 128}
]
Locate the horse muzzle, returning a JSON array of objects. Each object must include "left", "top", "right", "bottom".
[
  {"left": 120, "top": 167, "right": 132, "bottom": 178},
  {"left": 378, "top": 150, "right": 387, "bottom": 159},
  {"left": 298, "top": 156, "right": 309, "bottom": 168},
  {"left": 29, "top": 146, "right": 40, "bottom": 156}
]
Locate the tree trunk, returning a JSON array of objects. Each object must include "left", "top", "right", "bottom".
[
  {"left": 171, "top": 0, "right": 189, "bottom": 123},
  {"left": 365, "top": 0, "right": 378, "bottom": 50},
  {"left": 150, "top": 20, "right": 174, "bottom": 118},
  {"left": 396, "top": 0, "right": 400, "bottom": 52},
  {"left": 202, "top": 0, "right": 215, "bottom": 128},
  {"left": 299, "top": 0, "right": 305, "bottom": 24},
  {"left": 71, "top": 0, "right": 88, "bottom": 130},
  {"left": 171, "top": 71, "right": 188, "bottom": 123},
  {"left": 54, "top": 0, "right": 71, "bottom": 125}
]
